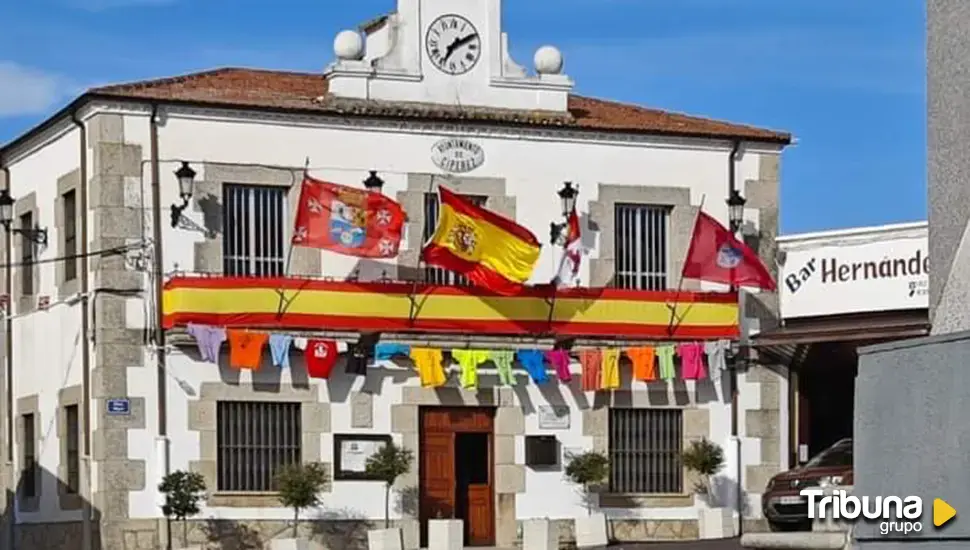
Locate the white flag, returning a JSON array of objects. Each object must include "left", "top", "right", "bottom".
[{"left": 553, "top": 209, "right": 583, "bottom": 288}]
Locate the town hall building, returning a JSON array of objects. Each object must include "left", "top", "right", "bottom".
[{"left": 0, "top": 0, "right": 792, "bottom": 548}]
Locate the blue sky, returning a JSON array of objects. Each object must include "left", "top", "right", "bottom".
[{"left": 0, "top": 0, "right": 925, "bottom": 234}]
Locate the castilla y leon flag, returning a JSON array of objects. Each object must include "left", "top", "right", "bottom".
[
  {"left": 291, "top": 175, "right": 406, "bottom": 258},
  {"left": 422, "top": 186, "right": 541, "bottom": 295},
  {"left": 681, "top": 211, "right": 776, "bottom": 291},
  {"left": 553, "top": 208, "right": 583, "bottom": 288}
]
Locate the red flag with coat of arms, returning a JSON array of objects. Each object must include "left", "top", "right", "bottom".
[
  {"left": 680, "top": 211, "right": 776, "bottom": 291},
  {"left": 291, "top": 175, "right": 406, "bottom": 258}
]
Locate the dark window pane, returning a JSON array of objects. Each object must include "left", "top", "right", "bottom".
[
  {"left": 216, "top": 401, "right": 302, "bottom": 492},
  {"left": 609, "top": 408, "right": 683, "bottom": 494},
  {"left": 22, "top": 413, "right": 35, "bottom": 498},
  {"left": 63, "top": 190, "right": 77, "bottom": 281},
  {"left": 20, "top": 212, "right": 33, "bottom": 296},
  {"left": 222, "top": 185, "right": 287, "bottom": 277},
  {"left": 65, "top": 405, "right": 80, "bottom": 493},
  {"left": 613, "top": 204, "right": 669, "bottom": 290}
]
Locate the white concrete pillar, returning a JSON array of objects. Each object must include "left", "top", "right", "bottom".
[{"left": 428, "top": 519, "right": 463, "bottom": 550}]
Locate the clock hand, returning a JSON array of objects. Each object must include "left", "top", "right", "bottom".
[
  {"left": 443, "top": 37, "right": 462, "bottom": 62},
  {"left": 454, "top": 33, "right": 479, "bottom": 49},
  {"left": 443, "top": 33, "right": 478, "bottom": 62}
]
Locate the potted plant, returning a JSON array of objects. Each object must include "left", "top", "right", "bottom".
[
  {"left": 364, "top": 442, "right": 414, "bottom": 550},
  {"left": 159, "top": 470, "right": 207, "bottom": 549},
  {"left": 274, "top": 461, "right": 330, "bottom": 549},
  {"left": 564, "top": 450, "right": 610, "bottom": 548},
  {"left": 683, "top": 438, "right": 733, "bottom": 539}
]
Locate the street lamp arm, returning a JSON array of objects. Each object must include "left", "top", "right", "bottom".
[{"left": 9, "top": 225, "right": 48, "bottom": 246}]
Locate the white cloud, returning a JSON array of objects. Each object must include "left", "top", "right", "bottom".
[{"left": 0, "top": 62, "right": 72, "bottom": 117}]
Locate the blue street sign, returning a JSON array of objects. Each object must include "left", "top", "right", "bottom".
[{"left": 106, "top": 398, "right": 131, "bottom": 415}]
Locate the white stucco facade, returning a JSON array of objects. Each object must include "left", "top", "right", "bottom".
[
  {"left": 0, "top": 0, "right": 791, "bottom": 546},
  {"left": 0, "top": 102, "right": 788, "bottom": 540}
]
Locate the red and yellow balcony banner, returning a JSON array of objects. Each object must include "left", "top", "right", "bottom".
[{"left": 161, "top": 276, "right": 739, "bottom": 339}]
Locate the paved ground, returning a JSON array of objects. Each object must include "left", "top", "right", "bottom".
[{"left": 615, "top": 538, "right": 743, "bottom": 549}]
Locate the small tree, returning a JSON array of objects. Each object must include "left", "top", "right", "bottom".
[
  {"left": 564, "top": 451, "right": 609, "bottom": 515},
  {"left": 276, "top": 462, "right": 330, "bottom": 538},
  {"left": 365, "top": 442, "right": 415, "bottom": 528},
  {"left": 159, "top": 470, "right": 207, "bottom": 548},
  {"left": 683, "top": 438, "right": 726, "bottom": 505}
]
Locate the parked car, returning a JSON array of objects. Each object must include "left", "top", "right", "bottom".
[{"left": 762, "top": 438, "right": 853, "bottom": 532}]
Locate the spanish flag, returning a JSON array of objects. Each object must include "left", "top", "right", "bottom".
[{"left": 422, "top": 187, "right": 541, "bottom": 295}]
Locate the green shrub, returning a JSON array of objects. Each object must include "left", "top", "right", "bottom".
[
  {"left": 275, "top": 462, "right": 329, "bottom": 538},
  {"left": 365, "top": 442, "right": 415, "bottom": 528},
  {"left": 159, "top": 470, "right": 207, "bottom": 547},
  {"left": 564, "top": 451, "right": 609, "bottom": 515}
]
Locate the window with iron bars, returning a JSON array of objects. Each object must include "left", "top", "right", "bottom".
[
  {"left": 20, "top": 212, "right": 34, "bottom": 296},
  {"left": 422, "top": 192, "right": 487, "bottom": 285},
  {"left": 613, "top": 204, "right": 670, "bottom": 291},
  {"left": 65, "top": 405, "right": 80, "bottom": 493},
  {"left": 63, "top": 190, "right": 77, "bottom": 282},
  {"left": 222, "top": 184, "right": 288, "bottom": 277},
  {"left": 609, "top": 408, "right": 683, "bottom": 494},
  {"left": 216, "top": 401, "right": 302, "bottom": 492}
]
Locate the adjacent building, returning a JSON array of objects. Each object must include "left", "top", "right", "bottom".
[
  {"left": 0, "top": 0, "right": 792, "bottom": 548},
  {"left": 754, "top": 223, "right": 929, "bottom": 480},
  {"left": 850, "top": 2, "right": 970, "bottom": 549}
]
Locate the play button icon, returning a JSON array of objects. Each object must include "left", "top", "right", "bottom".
[{"left": 934, "top": 498, "right": 956, "bottom": 527}]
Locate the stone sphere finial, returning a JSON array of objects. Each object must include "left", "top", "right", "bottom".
[
  {"left": 534, "top": 45, "right": 563, "bottom": 74},
  {"left": 334, "top": 30, "right": 364, "bottom": 60}
]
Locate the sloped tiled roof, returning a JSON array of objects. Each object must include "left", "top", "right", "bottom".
[{"left": 2, "top": 67, "right": 791, "bottom": 154}]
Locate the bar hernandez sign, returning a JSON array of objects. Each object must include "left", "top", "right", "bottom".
[{"left": 780, "top": 229, "right": 928, "bottom": 319}]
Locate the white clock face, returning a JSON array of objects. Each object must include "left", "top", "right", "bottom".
[{"left": 425, "top": 14, "right": 481, "bottom": 75}]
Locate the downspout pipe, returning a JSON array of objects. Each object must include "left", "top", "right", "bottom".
[
  {"left": 150, "top": 105, "right": 167, "bottom": 437},
  {"left": 149, "top": 104, "right": 172, "bottom": 550},
  {"left": 727, "top": 139, "right": 744, "bottom": 536},
  {"left": 0, "top": 162, "right": 12, "bottom": 550},
  {"left": 70, "top": 110, "right": 93, "bottom": 550}
]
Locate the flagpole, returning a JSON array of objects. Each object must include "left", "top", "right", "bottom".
[
  {"left": 547, "top": 187, "right": 578, "bottom": 336},
  {"left": 667, "top": 195, "right": 705, "bottom": 336},
  {"left": 408, "top": 174, "right": 437, "bottom": 324},
  {"left": 275, "top": 157, "right": 309, "bottom": 319}
]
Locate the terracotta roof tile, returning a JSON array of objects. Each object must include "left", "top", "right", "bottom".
[{"left": 89, "top": 67, "right": 789, "bottom": 143}]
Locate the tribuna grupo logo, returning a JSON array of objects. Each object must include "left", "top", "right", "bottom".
[{"left": 801, "top": 488, "right": 923, "bottom": 535}]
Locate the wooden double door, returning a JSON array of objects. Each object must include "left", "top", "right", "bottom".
[{"left": 419, "top": 407, "right": 495, "bottom": 547}]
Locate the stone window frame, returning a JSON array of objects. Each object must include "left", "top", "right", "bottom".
[
  {"left": 55, "top": 170, "right": 81, "bottom": 299},
  {"left": 57, "top": 385, "right": 83, "bottom": 510},
  {"left": 17, "top": 394, "right": 40, "bottom": 512},
  {"left": 188, "top": 382, "right": 330, "bottom": 508},
  {"left": 584, "top": 393, "right": 710, "bottom": 509},
  {"left": 13, "top": 192, "right": 40, "bottom": 313},
  {"left": 192, "top": 163, "right": 320, "bottom": 277},
  {"left": 396, "top": 174, "right": 513, "bottom": 282},
  {"left": 588, "top": 184, "right": 696, "bottom": 289}
]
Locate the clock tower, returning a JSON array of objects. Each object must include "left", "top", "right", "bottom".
[{"left": 325, "top": 0, "right": 573, "bottom": 112}]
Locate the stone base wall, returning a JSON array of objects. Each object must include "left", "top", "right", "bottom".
[
  {"left": 110, "top": 517, "right": 412, "bottom": 550},
  {"left": 742, "top": 517, "right": 770, "bottom": 533},
  {"left": 15, "top": 521, "right": 98, "bottom": 550},
  {"left": 541, "top": 518, "right": 699, "bottom": 545},
  {"left": 24, "top": 517, "right": 700, "bottom": 549}
]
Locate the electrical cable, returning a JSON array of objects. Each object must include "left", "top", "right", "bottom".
[{"left": 4, "top": 242, "right": 145, "bottom": 269}]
